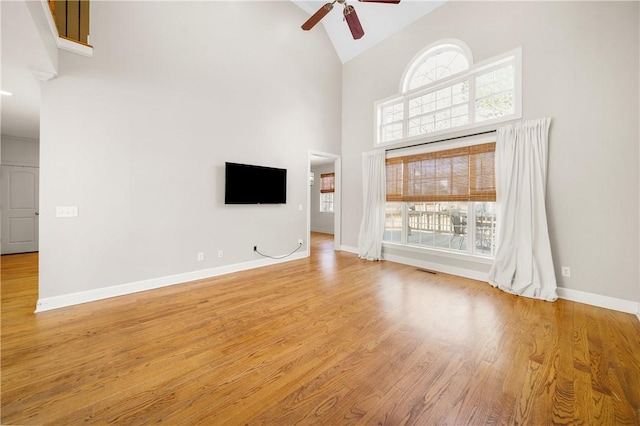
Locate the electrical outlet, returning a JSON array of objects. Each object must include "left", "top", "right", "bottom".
[
  {"left": 561, "top": 266, "right": 571, "bottom": 277},
  {"left": 218, "top": 250, "right": 223, "bottom": 258},
  {"left": 253, "top": 245, "right": 257, "bottom": 252},
  {"left": 197, "top": 252, "right": 204, "bottom": 261},
  {"left": 298, "top": 239, "right": 304, "bottom": 245}
]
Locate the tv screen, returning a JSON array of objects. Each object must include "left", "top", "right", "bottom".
[{"left": 225, "top": 162, "right": 287, "bottom": 204}]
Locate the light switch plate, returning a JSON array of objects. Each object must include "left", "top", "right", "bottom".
[{"left": 56, "top": 206, "right": 78, "bottom": 218}]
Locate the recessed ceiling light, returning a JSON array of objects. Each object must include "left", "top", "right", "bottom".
[{"left": 0, "top": 90, "right": 14, "bottom": 96}]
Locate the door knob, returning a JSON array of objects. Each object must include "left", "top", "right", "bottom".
[{"left": 35, "top": 212, "right": 39, "bottom": 216}]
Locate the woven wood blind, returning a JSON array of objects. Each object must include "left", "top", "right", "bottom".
[
  {"left": 386, "top": 142, "right": 496, "bottom": 202},
  {"left": 320, "top": 173, "right": 335, "bottom": 193}
]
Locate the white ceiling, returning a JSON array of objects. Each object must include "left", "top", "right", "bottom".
[
  {"left": 310, "top": 154, "right": 335, "bottom": 166},
  {"left": 1, "top": 1, "right": 56, "bottom": 140},
  {"left": 292, "top": 0, "right": 445, "bottom": 63},
  {"left": 0, "top": 0, "right": 444, "bottom": 141}
]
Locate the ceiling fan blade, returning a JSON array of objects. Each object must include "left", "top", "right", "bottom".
[
  {"left": 358, "top": 0, "right": 401, "bottom": 3},
  {"left": 343, "top": 5, "right": 364, "bottom": 40},
  {"left": 301, "top": 3, "right": 334, "bottom": 31}
]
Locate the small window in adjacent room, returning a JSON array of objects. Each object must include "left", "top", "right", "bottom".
[
  {"left": 320, "top": 172, "right": 335, "bottom": 213},
  {"left": 320, "top": 193, "right": 334, "bottom": 213}
]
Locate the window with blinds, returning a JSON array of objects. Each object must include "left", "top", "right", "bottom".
[
  {"left": 383, "top": 141, "right": 497, "bottom": 257},
  {"left": 320, "top": 173, "right": 335, "bottom": 193},
  {"left": 320, "top": 173, "right": 335, "bottom": 212},
  {"left": 386, "top": 143, "right": 495, "bottom": 202}
]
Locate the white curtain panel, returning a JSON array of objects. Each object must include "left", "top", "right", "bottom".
[
  {"left": 488, "top": 118, "right": 558, "bottom": 301},
  {"left": 358, "top": 149, "right": 386, "bottom": 261}
]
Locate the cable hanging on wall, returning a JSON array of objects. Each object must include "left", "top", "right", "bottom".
[{"left": 253, "top": 241, "right": 303, "bottom": 260}]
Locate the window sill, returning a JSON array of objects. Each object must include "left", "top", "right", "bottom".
[{"left": 382, "top": 241, "right": 494, "bottom": 266}]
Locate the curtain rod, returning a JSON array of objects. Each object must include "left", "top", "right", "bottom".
[{"left": 385, "top": 129, "right": 497, "bottom": 152}]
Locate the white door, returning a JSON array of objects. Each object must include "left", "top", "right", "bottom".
[{"left": 1, "top": 165, "right": 39, "bottom": 254}]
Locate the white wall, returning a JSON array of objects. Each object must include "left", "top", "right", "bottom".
[
  {"left": 310, "top": 163, "right": 335, "bottom": 234},
  {"left": 1, "top": 135, "right": 39, "bottom": 167},
  {"left": 38, "top": 1, "right": 342, "bottom": 301},
  {"left": 342, "top": 1, "right": 639, "bottom": 303}
]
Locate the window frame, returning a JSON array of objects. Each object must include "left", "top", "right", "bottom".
[
  {"left": 320, "top": 172, "right": 335, "bottom": 194},
  {"left": 383, "top": 201, "right": 496, "bottom": 259},
  {"left": 386, "top": 142, "right": 496, "bottom": 203},
  {"left": 319, "top": 172, "right": 335, "bottom": 213},
  {"left": 382, "top": 201, "right": 495, "bottom": 265},
  {"left": 320, "top": 192, "right": 334, "bottom": 213},
  {"left": 403, "top": 43, "right": 471, "bottom": 92},
  {"left": 383, "top": 133, "right": 497, "bottom": 260},
  {"left": 375, "top": 47, "right": 522, "bottom": 146}
]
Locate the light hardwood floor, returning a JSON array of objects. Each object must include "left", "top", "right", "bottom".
[{"left": 2, "top": 232, "right": 639, "bottom": 425}]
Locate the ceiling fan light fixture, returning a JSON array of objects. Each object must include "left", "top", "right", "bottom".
[{"left": 343, "top": 5, "right": 364, "bottom": 40}]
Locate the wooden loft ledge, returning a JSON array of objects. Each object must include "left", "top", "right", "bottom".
[
  {"left": 48, "top": 0, "right": 90, "bottom": 45},
  {"left": 47, "top": 0, "right": 93, "bottom": 54}
]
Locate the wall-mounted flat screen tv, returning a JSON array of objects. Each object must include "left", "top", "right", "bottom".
[{"left": 225, "top": 162, "right": 287, "bottom": 204}]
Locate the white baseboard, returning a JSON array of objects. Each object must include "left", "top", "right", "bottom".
[
  {"left": 353, "top": 250, "right": 640, "bottom": 319},
  {"left": 311, "top": 228, "right": 334, "bottom": 235},
  {"left": 36, "top": 248, "right": 640, "bottom": 322},
  {"left": 340, "top": 245, "right": 358, "bottom": 255},
  {"left": 556, "top": 287, "right": 640, "bottom": 316},
  {"left": 35, "top": 251, "right": 309, "bottom": 312},
  {"left": 382, "top": 252, "right": 489, "bottom": 282}
]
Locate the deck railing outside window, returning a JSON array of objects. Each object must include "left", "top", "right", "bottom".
[{"left": 384, "top": 201, "right": 497, "bottom": 256}]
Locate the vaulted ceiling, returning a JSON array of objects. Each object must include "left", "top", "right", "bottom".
[
  {"left": 291, "top": 0, "right": 445, "bottom": 63},
  {"left": 1, "top": 1, "right": 444, "bottom": 140}
]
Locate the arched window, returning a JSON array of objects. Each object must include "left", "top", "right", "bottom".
[
  {"left": 376, "top": 41, "right": 521, "bottom": 145},
  {"left": 403, "top": 44, "right": 470, "bottom": 92}
]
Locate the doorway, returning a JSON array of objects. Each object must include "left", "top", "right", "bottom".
[
  {"left": 308, "top": 151, "right": 340, "bottom": 252},
  {"left": 1, "top": 165, "right": 39, "bottom": 254}
]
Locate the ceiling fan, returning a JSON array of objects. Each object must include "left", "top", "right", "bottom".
[{"left": 301, "top": 0, "right": 401, "bottom": 40}]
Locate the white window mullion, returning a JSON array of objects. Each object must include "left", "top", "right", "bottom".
[
  {"left": 402, "top": 202, "right": 409, "bottom": 244},
  {"left": 402, "top": 98, "right": 409, "bottom": 140},
  {"left": 376, "top": 106, "right": 382, "bottom": 144},
  {"left": 468, "top": 76, "right": 476, "bottom": 126},
  {"left": 466, "top": 203, "right": 476, "bottom": 255}
]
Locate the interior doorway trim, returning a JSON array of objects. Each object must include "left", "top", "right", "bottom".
[{"left": 308, "top": 150, "right": 341, "bottom": 251}]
